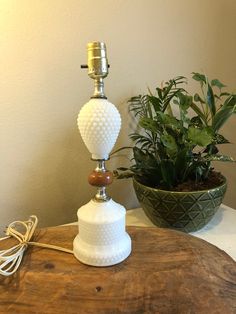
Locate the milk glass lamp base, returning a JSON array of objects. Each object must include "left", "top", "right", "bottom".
[{"left": 73, "top": 199, "right": 131, "bottom": 266}]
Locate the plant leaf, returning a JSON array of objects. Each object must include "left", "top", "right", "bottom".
[
  {"left": 190, "top": 116, "right": 204, "bottom": 127},
  {"left": 175, "top": 148, "right": 191, "bottom": 180},
  {"left": 178, "top": 93, "right": 192, "bottom": 111},
  {"left": 190, "top": 102, "right": 208, "bottom": 125},
  {"left": 206, "top": 83, "right": 216, "bottom": 116},
  {"left": 114, "top": 170, "right": 134, "bottom": 179},
  {"left": 192, "top": 72, "right": 206, "bottom": 85},
  {"left": 155, "top": 111, "right": 180, "bottom": 129},
  {"left": 160, "top": 160, "right": 175, "bottom": 188},
  {"left": 156, "top": 87, "right": 163, "bottom": 100},
  {"left": 220, "top": 92, "right": 230, "bottom": 97},
  {"left": 211, "top": 79, "right": 226, "bottom": 89},
  {"left": 147, "top": 95, "right": 161, "bottom": 112},
  {"left": 187, "top": 127, "right": 212, "bottom": 146},
  {"left": 160, "top": 133, "right": 178, "bottom": 156},
  {"left": 212, "top": 105, "right": 236, "bottom": 132},
  {"left": 194, "top": 93, "right": 205, "bottom": 103},
  {"left": 213, "top": 133, "right": 230, "bottom": 145},
  {"left": 203, "top": 144, "right": 219, "bottom": 154},
  {"left": 202, "top": 154, "right": 235, "bottom": 162},
  {"left": 139, "top": 117, "right": 159, "bottom": 133},
  {"left": 221, "top": 94, "right": 236, "bottom": 109}
]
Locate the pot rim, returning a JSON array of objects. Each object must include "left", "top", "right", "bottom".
[{"left": 133, "top": 175, "right": 227, "bottom": 194}]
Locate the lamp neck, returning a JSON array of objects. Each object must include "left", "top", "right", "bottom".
[{"left": 91, "top": 78, "right": 107, "bottom": 99}]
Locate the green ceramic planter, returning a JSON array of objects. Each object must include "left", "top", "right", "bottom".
[{"left": 133, "top": 176, "right": 227, "bottom": 233}]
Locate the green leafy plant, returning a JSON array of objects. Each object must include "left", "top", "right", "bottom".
[{"left": 114, "top": 73, "right": 236, "bottom": 190}]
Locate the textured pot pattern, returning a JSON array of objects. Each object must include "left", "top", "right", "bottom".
[{"left": 133, "top": 177, "right": 227, "bottom": 232}]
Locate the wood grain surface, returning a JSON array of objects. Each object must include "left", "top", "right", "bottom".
[{"left": 0, "top": 226, "right": 236, "bottom": 314}]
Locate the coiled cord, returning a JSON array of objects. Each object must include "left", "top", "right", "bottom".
[{"left": 0, "top": 215, "right": 73, "bottom": 276}]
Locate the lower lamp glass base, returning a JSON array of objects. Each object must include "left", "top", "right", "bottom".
[
  {"left": 73, "top": 199, "right": 132, "bottom": 266},
  {"left": 73, "top": 233, "right": 131, "bottom": 266}
]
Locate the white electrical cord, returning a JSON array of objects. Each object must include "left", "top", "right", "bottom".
[{"left": 0, "top": 215, "right": 73, "bottom": 277}]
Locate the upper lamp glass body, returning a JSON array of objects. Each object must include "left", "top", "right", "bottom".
[{"left": 78, "top": 98, "right": 121, "bottom": 160}]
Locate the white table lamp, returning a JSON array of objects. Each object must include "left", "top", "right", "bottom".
[{"left": 73, "top": 42, "right": 131, "bottom": 266}]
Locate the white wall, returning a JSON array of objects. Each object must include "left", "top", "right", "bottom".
[{"left": 0, "top": 0, "right": 235, "bottom": 230}]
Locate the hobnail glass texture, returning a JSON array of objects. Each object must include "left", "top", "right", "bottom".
[
  {"left": 73, "top": 199, "right": 131, "bottom": 266},
  {"left": 78, "top": 98, "right": 121, "bottom": 159}
]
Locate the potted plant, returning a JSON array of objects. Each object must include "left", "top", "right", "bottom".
[{"left": 114, "top": 73, "right": 236, "bottom": 232}]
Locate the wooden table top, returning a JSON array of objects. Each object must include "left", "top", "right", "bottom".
[{"left": 0, "top": 226, "right": 236, "bottom": 314}]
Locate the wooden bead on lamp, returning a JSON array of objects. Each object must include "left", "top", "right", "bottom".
[{"left": 88, "top": 169, "right": 113, "bottom": 187}]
